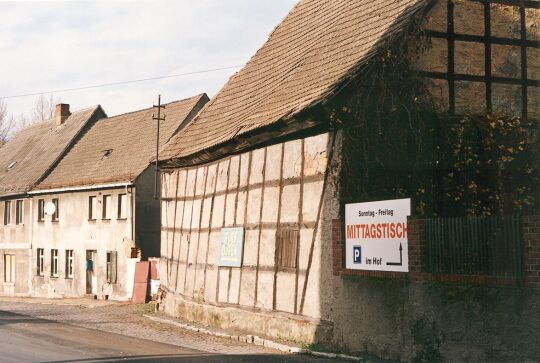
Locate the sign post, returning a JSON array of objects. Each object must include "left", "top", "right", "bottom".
[
  {"left": 218, "top": 227, "right": 244, "bottom": 267},
  {"left": 345, "top": 198, "right": 411, "bottom": 272}
]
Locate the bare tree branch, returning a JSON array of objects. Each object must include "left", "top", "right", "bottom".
[
  {"left": 33, "top": 93, "right": 59, "bottom": 123},
  {"left": 0, "top": 99, "right": 13, "bottom": 146}
]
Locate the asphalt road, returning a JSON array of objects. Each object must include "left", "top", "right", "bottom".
[{"left": 0, "top": 309, "right": 335, "bottom": 363}]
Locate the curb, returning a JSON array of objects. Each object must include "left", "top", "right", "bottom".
[{"left": 143, "top": 314, "right": 362, "bottom": 361}]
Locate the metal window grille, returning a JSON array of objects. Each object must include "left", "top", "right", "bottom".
[
  {"left": 425, "top": 215, "right": 523, "bottom": 278},
  {"left": 276, "top": 228, "right": 299, "bottom": 269}
]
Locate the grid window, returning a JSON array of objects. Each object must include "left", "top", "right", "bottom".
[
  {"left": 117, "top": 194, "right": 127, "bottom": 219},
  {"left": 88, "top": 196, "right": 97, "bottom": 220},
  {"left": 102, "top": 195, "right": 111, "bottom": 220},
  {"left": 275, "top": 228, "right": 299, "bottom": 269},
  {"left": 4, "top": 254, "right": 15, "bottom": 283},
  {"left": 65, "top": 250, "right": 74, "bottom": 278},
  {"left": 15, "top": 200, "right": 23, "bottom": 225},
  {"left": 106, "top": 251, "right": 117, "bottom": 283},
  {"left": 52, "top": 199, "right": 59, "bottom": 222},
  {"left": 37, "top": 248, "right": 44, "bottom": 276},
  {"left": 37, "top": 199, "right": 45, "bottom": 222},
  {"left": 3, "top": 201, "right": 11, "bottom": 225},
  {"left": 51, "top": 249, "right": 58, "bottom": 277}
]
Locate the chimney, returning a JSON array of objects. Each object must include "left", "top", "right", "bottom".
[{"left": 55, "top": 103, "right": 71, "bottom": 126}]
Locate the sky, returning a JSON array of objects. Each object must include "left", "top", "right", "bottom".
[{"left": 0, "top": 0, "right": 297, "bottom": 126}]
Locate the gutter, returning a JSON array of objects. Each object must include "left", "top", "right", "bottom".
[{"left": 28, "top": 182, "right": 133, "bottom": 195}]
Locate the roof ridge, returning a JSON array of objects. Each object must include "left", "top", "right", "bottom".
[
  {"left": 10, "top": 105, "right": 101, "bottom": 135},
  {"left": 103, "top": 93, "right": 206, "bottom": 120}
]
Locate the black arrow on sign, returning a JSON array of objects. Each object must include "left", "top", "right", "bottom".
[{"left": 386, "top": 243, "right": 403, "bottom": 266}]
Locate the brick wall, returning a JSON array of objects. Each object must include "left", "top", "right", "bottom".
[
  {"left": 332, "top": 216, "right": 540, "bottom": 287},
  {"left": 524, "top": 215, "right": 540, "bottom": 288}
]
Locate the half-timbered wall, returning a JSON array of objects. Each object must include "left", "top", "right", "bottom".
[
  {"left": 417, "top": 0, "right": 539, "bottom": 119},
  {"left": 160, "top": 133, "right": 332, "bottom": 327}
]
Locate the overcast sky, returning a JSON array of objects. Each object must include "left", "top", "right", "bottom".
[{"left": 0, "top": 0, "right": 297, "bottom": 124}]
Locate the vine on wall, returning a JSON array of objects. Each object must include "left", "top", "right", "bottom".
[{"left": 330, "top": 25, "right": 538, "bottom": 217}]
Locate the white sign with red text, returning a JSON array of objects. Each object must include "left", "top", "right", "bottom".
[{"left": 345, "top": 198, "right": 411, "bottom": 272}]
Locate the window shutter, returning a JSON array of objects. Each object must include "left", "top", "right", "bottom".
[{"left": 276, "top": 228, "right": 299, "bottom": 269}]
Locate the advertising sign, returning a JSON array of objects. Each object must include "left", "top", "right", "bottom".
[
  {"left": 218, "top": 227, "right": 244, "bottom": 267},
  {"left": 345, "top": 198, "right": 411, "bottom": 272}
]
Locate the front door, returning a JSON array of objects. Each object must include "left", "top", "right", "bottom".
[{"left": 86, "top": 250, "right": 97, "bottom": 295}]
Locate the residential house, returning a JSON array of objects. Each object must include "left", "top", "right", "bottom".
[
  {"left": 158, "top": 1, "right": 539, "bottom": 361},
  {"left": 28, "top": 94, "right": 208, "bottom": 300},
  {"left": 0, "top": 104, "right": 106, "bottom": 296}
]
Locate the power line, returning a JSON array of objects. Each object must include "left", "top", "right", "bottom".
[{"left": 1, "top": 65, "right": 242, "bottom": 100}]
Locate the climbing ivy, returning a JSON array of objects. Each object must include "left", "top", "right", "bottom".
[{"left": 330, "top": 23, "right": 538, "bottom": 217}]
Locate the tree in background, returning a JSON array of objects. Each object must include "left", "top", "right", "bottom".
[
  {"left": 32, "top": 93, "right": 59, "bottom": 123},
  {"left": 0, "top": 99, "right": 13, "bottom": 146}
]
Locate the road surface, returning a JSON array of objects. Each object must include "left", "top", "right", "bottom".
[{"left": 0, "top": 308, "right": 338, "bottom": 363}]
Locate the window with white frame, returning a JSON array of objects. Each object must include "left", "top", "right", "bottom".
[
  {"left": 65, "top": 250, "right": 74, "bottom": 278},
  {"left": 88, "top": 196, "right": 97, "bottom": 220},
  {"left": 37, "top": 248, "right": 44, "bottom": 276},
  {"left": 102, "top": 195, "right": 111, "bottom": 220},
  {"left": 51, "top": 249, "right": 58, "bottom": 277},
  {"left": 4, "top": 254, "right": 15, "bottom": 283},
  {"left": 52, "top": 199, "right": 59, "bottom": 222},
  {"left": 106, "top": 251, "right": 117, "bottom": 283},
  {"left": 117, "top": 194, "right": 127, "bottom": 219},
  {"left": 3, "top": 201, "right": 11, "bottom": 225},
  {"left": 37, "top": 199, "right": 45, "bottom": 222},
  {"left": 15, "top": 200, "right": 23, "bottom": 225}
]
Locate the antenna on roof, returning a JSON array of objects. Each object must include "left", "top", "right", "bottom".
[{"left": 152, "top": 95, "right": 166, "bottom": 200}]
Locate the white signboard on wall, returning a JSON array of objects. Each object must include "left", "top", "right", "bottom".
[{"left": 345, "top": 198, "right": 411, "bottom": 272}]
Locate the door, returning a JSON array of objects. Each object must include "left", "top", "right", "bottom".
[{"left": 86, "top": 250, "right": 97, "bottom": 295}]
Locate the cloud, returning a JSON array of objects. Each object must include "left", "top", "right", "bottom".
[{"left": 0, "top": 0, "right": 297, "bottom": 122}]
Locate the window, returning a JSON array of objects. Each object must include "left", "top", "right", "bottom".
[
  {"left": 3, "top": 201, "right": 11, "bottom": 225},
  {"left": 106, "top": 251, "right": 117, "bottom": 283},
  {"left": 102, "top": 195, "right": 111, "bottom": 220},
  {"left": 117, "top": 194, "right": 127, "bottom": 219},
  {"left": 15, "top": 200, "right": 23, "bottom": 225},
  {"left": 52, "top": 199, "right": 59, "bottom": 222},
  {"left": 4, "top": 254, "right": 15, "bottom": 283},
  {"left": 88, "top": 196, "right": 97, "bottom": 220},
  {"left": 37, "top": 199, "right": 45, "bottom": 222},
  {"left": 276, "top": 228, "right": 299, "bottom": 269},
  {"left": 37, "top": 248, "right": 44, "bottom": 276},
  {"left": 51, "top": 249, "right": 58, "bottom": 277},
  {"left": 65, "top": 250, "right": 74, "bottom": 278}
]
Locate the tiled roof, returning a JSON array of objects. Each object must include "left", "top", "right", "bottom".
[
  {"left": 0, "top": 106, "right": 104, "bottom": 197},
  {"left": 35, "top": 94, "right": 208, "bottom": 190},
  {"left": 161, "top": 0, "right": 427, "bottom": 164}
]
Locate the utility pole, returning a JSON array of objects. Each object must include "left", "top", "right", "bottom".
[{"left": 152, "top": 95, "right": 166, "bottom": 200}]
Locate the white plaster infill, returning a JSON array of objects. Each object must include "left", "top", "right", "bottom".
[
  {"left": 143, "top": 314, "right": 363, "bottom": 361},
  {"left": 28, "top": 182, "right": 133, "bottom": 195},
  {"left": 0, "top": 243, "right": 31, "bottom": 250}
]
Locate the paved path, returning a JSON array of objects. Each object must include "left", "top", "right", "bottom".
[{"left": 0, "top": 298, "right": 347, "bottom": 363}]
